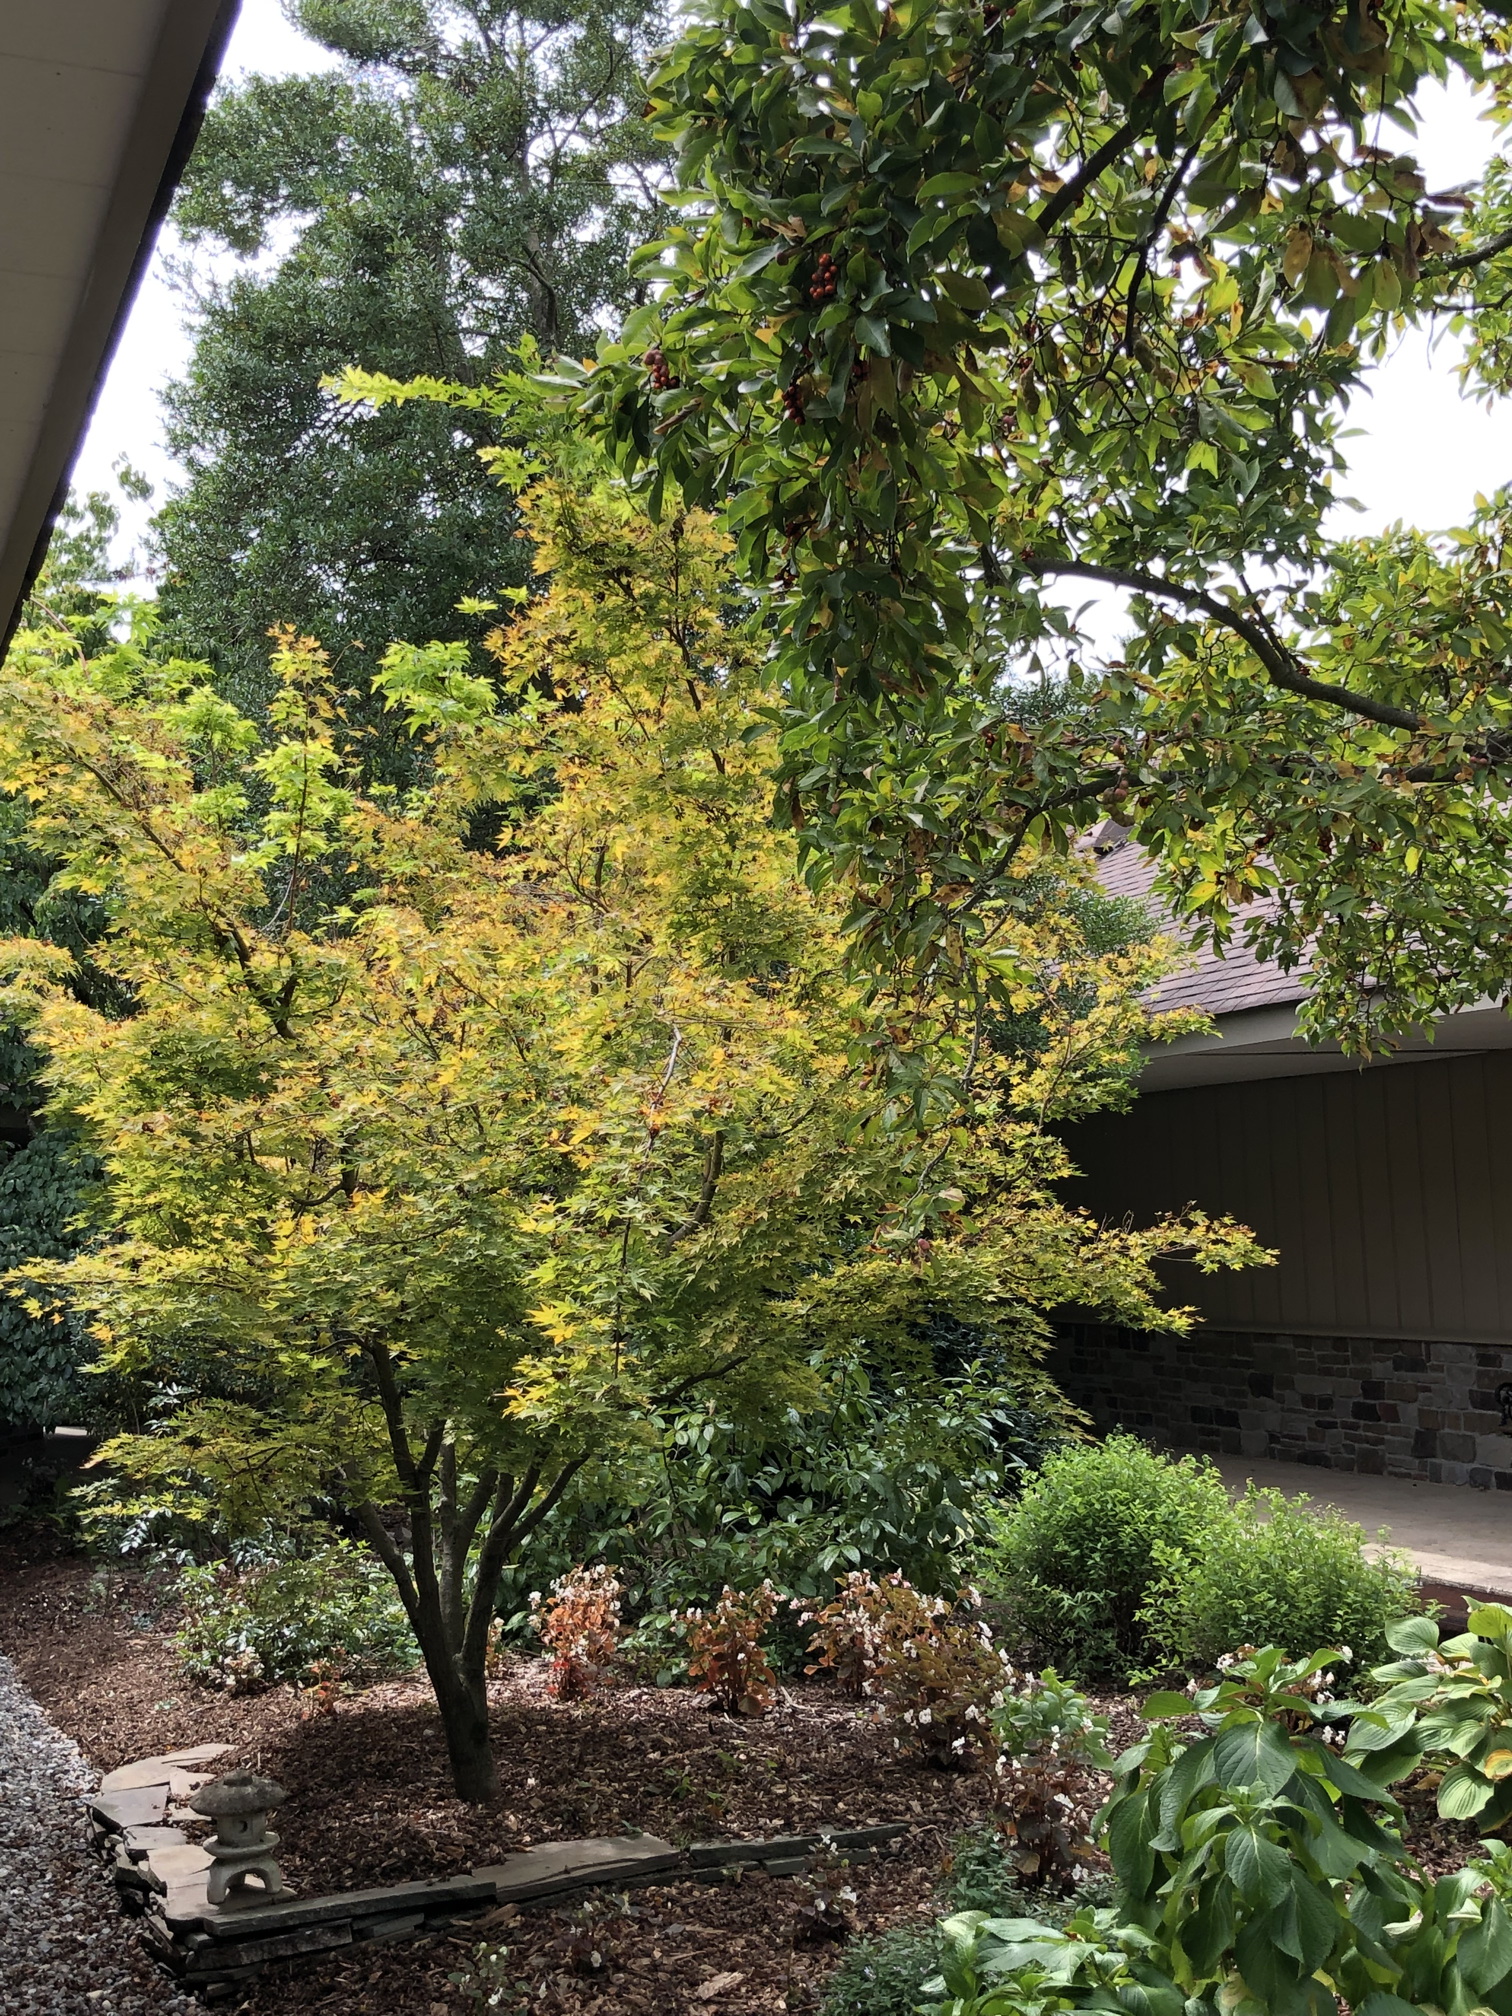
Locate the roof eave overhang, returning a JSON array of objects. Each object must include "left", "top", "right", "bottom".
[
  {"left": 0, "top": 0, "right": 239, "bottom": 653},
  {"left": 1139, "top": 999, "right": 1512, "bottom": 1092}
]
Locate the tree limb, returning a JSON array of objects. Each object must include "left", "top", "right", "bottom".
[
  {"left": 665, "top": 1130, "right": 724, "bottom": 1245},
  {"left": 1015, "top": 554, "right": 1427, "bottom": 732},
  {"left": 1033, "top": 72, "right": 1172, "bottom": 241},
  {"left": 1427, "top": 227, "right": 1512, "bottom": 276},
  {"left": 355, "top": 1502, "right": 420, "bottom": 1622}
]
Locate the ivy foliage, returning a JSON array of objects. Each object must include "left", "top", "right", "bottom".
[{"left": 551, "top": 0, "right": 1512, "bottom": 1049}]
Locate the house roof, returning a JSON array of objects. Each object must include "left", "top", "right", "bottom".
[
  {"left": 0, "top": 0, "right": 238, "bottom": 650},
  {"left": 1091, "top": 827, "right": 1512, "bottom": 1089},
  {"left": 1093, "top": 828, "right": 1308, "bottom": 1019}
]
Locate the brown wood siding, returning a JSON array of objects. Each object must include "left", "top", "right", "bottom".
[{"left": 1063, "top": 1052, "right": 1512, "bottom": 1343}]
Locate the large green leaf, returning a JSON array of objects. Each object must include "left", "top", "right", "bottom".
[
  {"left": 1461, "top": 1899, "right": 1512, "bottom": 1993},
  {"left": 1384, "top": 1616, "right": 1442, "bottom": 1657},
  {"left": 1213, "top": 1719, "right": 1299, "bottom": 1795},
  {"left": 1227, "top": 1825, "right": 1293, "bottom": 1909},
  {"left": 1437, "top": 1763, "right": 1497, "bottom": 1821}
]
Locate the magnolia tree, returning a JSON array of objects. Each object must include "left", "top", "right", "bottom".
[
  {"left": 556, "top": 0, "right": 1512, "bottom": 1049},
  {"left": 0, "top": 475, "right": 1262, "bottom": 1800}
]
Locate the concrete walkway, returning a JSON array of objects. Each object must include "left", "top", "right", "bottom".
[{"left": 1211, "top": 1454, "right": 1512, "bottom": 1606}]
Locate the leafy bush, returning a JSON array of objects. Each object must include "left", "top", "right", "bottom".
[
  {"left": 795, "top": 1570, "right": 883, "bottom": 1698},
  {"left": 173, "top": 1541, "right": 418, "bottom": 1692},
  {"left": 493, "top": 1361, "right": 1075, "bottom": 1657},
  {"left": 858, "top": 1575, "right": 1014, "bottom": 1769},
  {"left": 1349, "top": 1603, "right": 1512, "bottom": 1827},
  {"left": 530, "top": 1563, "right": 623, "bottom": 1700},
  {"left": 986, "top": 1435, "right": 1231, "bottom": 1677},
  {"left": 916, "top": 1643, "right": 1512, "bottom": 2016},
  {"left": 1141, "top": 1486, "right": 1419, "bottom": 1674},
  {"left": 679, "top": 1583, "right": 780, "bottom": 1716}
]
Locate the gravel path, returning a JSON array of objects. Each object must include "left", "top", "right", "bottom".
[{"left": 0, "top": 1649, "right": 194, "bottom": 2015}]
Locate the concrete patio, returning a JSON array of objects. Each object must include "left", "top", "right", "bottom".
[{"left": 1213, "top": 1454, "right": 1512, "bottom": 1608}]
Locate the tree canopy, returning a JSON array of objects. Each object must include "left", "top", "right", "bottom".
[
  {"left": 556, "top": 0, "right": 1512, "bottom": 1048},
  {"left": 0, "top": 466, "right": 1261, "bottom": 1795},
  {"left": 154, "top": 0, "right": 671, "bottom": 723}
]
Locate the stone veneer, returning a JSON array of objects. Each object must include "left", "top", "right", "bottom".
[{"left": 1050, "top": 1324, "right": 1512, "bottom": 1489}]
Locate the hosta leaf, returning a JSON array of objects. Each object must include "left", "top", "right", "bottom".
[
  {"left": 1438, "top": 1763, "right": 1496, "bottom": 1820},
  {"left": 1460, "top": 1897, "right": 1512, "bottom": 1992}
]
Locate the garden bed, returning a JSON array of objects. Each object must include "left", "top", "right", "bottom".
[
  {"left": 0, "top": 1549, "right": 1487, "bottom": 2015},
  {"left": 0, "top": 1552, "right": 1065, "bottom": 2012}
]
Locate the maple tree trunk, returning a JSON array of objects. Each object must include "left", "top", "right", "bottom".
[
  {"left": 422, "top": 1645, "right": 497, "bottom": 1804},
  {"left": 356, "top": 1353, "right": 583, "bottom": 1802}
]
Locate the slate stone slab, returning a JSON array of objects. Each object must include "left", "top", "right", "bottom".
[
  {"left": 101, "top": 1746, "right": 230, "bottom": 1793},
  {"left": 351, "top": 1911, "right": 425, "bottom": 1944},
  {"left": 687, "top": 1823, "right": 907, "bottom": 1869},
  {"left": 88, "top": 1785, "right": 169, "bottom": 1829},
  {"left": 121, "top": 1824, "right": 188, "bottom": 1862},
  {"left": 188, "top": 1921, "right": 353, "bottom": 1972},
  {"left": 196, "top": 1872, "right": 496, "bottom": 1939},
  {"left": 475, "top": 1835, "right": 679, "bottom": 1902},
  {"left": 146, "top": 1842, "right": 213, "bottom": 1883}
]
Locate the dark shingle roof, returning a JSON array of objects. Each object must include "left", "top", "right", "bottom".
[{"left": 1094, "top": 831, "right": 1308, "bottom": 1020}]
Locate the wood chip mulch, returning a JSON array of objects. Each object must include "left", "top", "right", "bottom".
[{"left": 0, "top": 1552, "right": 999, "bottom": 2013}]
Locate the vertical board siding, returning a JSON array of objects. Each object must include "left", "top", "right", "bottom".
[{"left": 1066, "top": 1052, "right": 1512, "bottom": 1343}]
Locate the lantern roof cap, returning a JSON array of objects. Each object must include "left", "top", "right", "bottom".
[{"left": 190, "top": 1769, "right": 286, "bottom": 1816}]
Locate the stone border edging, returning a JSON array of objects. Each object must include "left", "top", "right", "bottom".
[{"left": 85, "top": 1748, "right": 911, "bottom": 1999}]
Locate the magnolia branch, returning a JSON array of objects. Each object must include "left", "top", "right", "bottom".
[{"left": 1013, "top": 554, "right": 1427, "bottom": 733}]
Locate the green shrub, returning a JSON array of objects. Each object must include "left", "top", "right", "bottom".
[
  {"left": 173, "top": 1541, "right": 418, "bottom": 1692},
  {"left": 985, "top": 1435, "right": 1231, "bottom": 1677},
  {"left": 1141, "top": 1486, "right": 1420, "bottom": 1674},
  {"left": 818, "top": 1925, "right": 943, "bottom": 2016}
]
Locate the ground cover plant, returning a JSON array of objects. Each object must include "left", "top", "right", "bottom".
[{"left": 0, "top": 466, "right": 1264, "bottom": 1801}]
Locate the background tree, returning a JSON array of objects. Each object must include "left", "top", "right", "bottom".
[
  {"left": 0, "top": 476, "right": 153, "bottom": 1431},
  {"left": 155, "top": 0, "right": 671, "bottom": 729},
  {"left": 574, "top": 0, "right": 1512, "bottom": 1049},
  {"left": 0, "top": 466, "right": 1261, "bottom": 1801}
]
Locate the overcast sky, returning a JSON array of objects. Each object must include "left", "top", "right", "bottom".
[{"left": 69, "top": 0, "right": 1512, "bottom": 595}]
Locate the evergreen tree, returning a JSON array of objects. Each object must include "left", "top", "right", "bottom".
[{"left": 154, "top": 0, "right": 670, "bottom": 720}]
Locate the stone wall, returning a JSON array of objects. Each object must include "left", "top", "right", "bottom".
[{"left": 1049, "top": 1324, "right": 1512, "bottom": 1488}]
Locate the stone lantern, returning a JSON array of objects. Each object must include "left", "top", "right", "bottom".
[{"left": 189, "top": 1769, "right": 289, "bottom": 1905}]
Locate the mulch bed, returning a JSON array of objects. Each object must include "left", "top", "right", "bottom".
[
  {"left": 0, "top": 1551, "right": 1035, "bottom": 2013},
  {"left": 0, "top": 1546, "right": 1486, "bottom": 2014}
]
